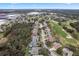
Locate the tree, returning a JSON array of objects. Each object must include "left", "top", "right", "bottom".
[
  {"left": 56, "top": 47, "right": 63, "bottom": 56},
  {"left": 39, "top": 48, "right": 50, "bottom": 56}
]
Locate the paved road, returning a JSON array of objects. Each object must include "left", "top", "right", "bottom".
[{"left": 29, "top": 21, "right": 40, "bottom": 55}]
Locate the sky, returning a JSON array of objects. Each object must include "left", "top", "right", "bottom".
[{"left": 0, "top": 3, "right": 79, "bottom": 9}]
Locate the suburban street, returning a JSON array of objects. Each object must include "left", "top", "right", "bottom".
[
  {"left": 28, "top": 20, "right": 59, "bottom": 56},
  {"left": 40, "top": 22, "right": 59, "bottom": 56},
  {"left": 29, "top": 21, "right": 40, "bottom": 55}
]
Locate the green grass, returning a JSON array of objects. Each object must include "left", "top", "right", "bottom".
[
  {"left": 48, "top": 20, "right": 78, "bottom": 46},
  {"left": 61, "top": 38, "right": 78, "bottom": 46},
  {"left": 49, "top": 21, "right": 67, "bottom": 38},
  {"left": 25, "top": 47, "right": 30, "bottom": 56}
]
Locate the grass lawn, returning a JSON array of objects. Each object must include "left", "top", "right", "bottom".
[
  {"left": 48, "top": 20, "right": 78, "bottom": 46},
  {"left": 49, "top": 20, "right": 67, "bottom": 38}
]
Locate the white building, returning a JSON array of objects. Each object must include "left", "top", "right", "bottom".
[
  {"left": 27, "top": 12, "right": 40, "bottom": 15},
  {"left": 6, "top": 14, "right": 20, "bottom": 19}
]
